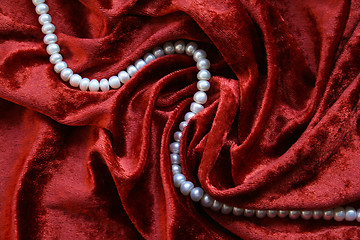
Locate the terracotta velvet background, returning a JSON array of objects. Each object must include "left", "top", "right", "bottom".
[{"left": 1, "top": 0, "right": 360, "bottom": 239}]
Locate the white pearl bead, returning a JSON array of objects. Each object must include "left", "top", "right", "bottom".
[
  {"left": 190, "top": 102, "right": 204, "bottom": 114},
  {"left": 244, "top": 209, "right": 255, "bottom": 217},
  {"left": 69, "top": 74, "right": 81, "bottom": 88},
  {"left": 196, "top": 59, "right": 210, "bottom": 70},
  {"left": 42, "top": 23, "right": 55, "bottom": 34},
  {"left": 233, "top": 207, "right": 244, "bottom": 216},
  {"left": 179, "top": 121, "right": 188, "bottom": 131},
  {"left": 32, "top": 0, "right": 45, "bottom": 6},
  {"left": 193, "top": 49, "right": 207, "bottom": 62},
  {"left": 345, "top": 207, "right": 357, "bottom": 221},
  {"left": 185, "top": 42, "right": 198, "bottom": 56},
  {"left": 60, "top": 68, "right": 73, "bottom": 82},
  {"left": 38, "top": 13, "right": 51, "bottom": 25},
  {"left": 49, "top": 53, "right": 62, "bottom": 64},
  {"left": 184, "top": 112, "right": 195, "bottom": 121},
  {"left": 180, "top": 181, "right": 194, "bottom": 196},
  {"left": 170, "top": 142, "right": 180, "bottom": 153},
  {"left": 152, "top": 47, "right": 164, "bottom": 58},
  {"left": 200, "top": 193, "right": 214, "bottom": 208},
  {"left": 163, "top": 42, "right": 175, "bottom": 55},
  {"left": 174, "top": 40, "right": 185, "bottom": 54},
  {"left": 35, "top": 3, "right": 49, "bottom": 15},
  {"left": 54, "top": 61, "right": 67, "bottom": 73},
  {"left": 256, "top": 210, "right": 267, "bottom": 218},
  {"left": 79, "top": 78, "right": 90, "bottom": 91},
  {"left": 134, "top": 59, "right": 146, "bottom": 70},
  {"left": 312, "top": 210, "right": 323, "bottom": 220},
  {"left": 143, "top": 53, "right": 156, "bottom": 63},
  {"left": 323, "top": 209, "right": 334, "bottom": 220},
  {"left": 118, "top": 71, "right": 130, "bottom": 84},
  {"left": 172, "top": 164, "right": 182, "bottom": 175},
  {"left": 221, "top": 204, "right": 233, "bottom": 214},
  {"left": 190, "top": 187, "right": 204, "bottom": 202},
  {"left": 109, "top": 76, "right": 121, "bottom": 89},
  {"left": 170, "top": 153, "right": 180, "bottom": 164},
  {"left": 173, "top": 131, "right": 182, "bottom": 142},
  {"left": 211, "top": 200, "right": 223, "bottom": 211},
  {"left": 301, "top": 210, "right": 313, "bottom": 220},
  {"left": 197, "top": 80, "right": 210, "bottom": 91},
  {"left": 267, "top": 210, "right": 278, "bottom": 218},
  {"left": 289, "top": 210, "right": 301, "bottom": 219},
  {"left": 89, "top": 79, "right": 100, "bottom": 92},
  {"left": 46, "top": 43, "right": 60, "bottom": 55},
  {"left": 357, "top": 209, "right": 360, "bottom": 222},
  {"left": 173, "top": 173, "right": 186, "bottom": 188},
  {"left": 127, "top": 65, "right": 137, "bottom": 77},
  {"left": 278, "top": 210, "right": 289, "bottom": 218},
  {"left": 100, "top": 79, "right": 110, "bottom": 92},
  {"left": 193, "top": 91, "right": 207, "bottom": 104},
  {"left": 197, "top": 69, "right": 211, "bottom": 81},
  {"left": 334, "top": 207, "right": 345, "bottom": 221},
  {"left": 43, "top": 34, "right": 57, "bottom": 44}
]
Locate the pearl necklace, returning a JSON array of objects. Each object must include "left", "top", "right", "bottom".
[{"left": 32, "top": 0, "right": 360, "bottom": 222}]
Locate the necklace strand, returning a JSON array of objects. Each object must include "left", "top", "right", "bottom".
[{"left": 33, "top": 0, "right": 360, "bottom": 222}]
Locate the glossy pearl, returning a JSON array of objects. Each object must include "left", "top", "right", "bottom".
[
  {"left": 345, "top": 207, "right": 357, "bottom": 221},
  {"left": 289, "top": 210, "right": 301, "bottom": 219},
  {"left": 190, "top": 187, "right": 204, "bottom": 202},
  {"left": 184, "top": 112, "right": 195, "bottom": 121},
  {"left": 144, "top": 53, "right": 156, "bottom": 63},
  {"left": 46, "top": 43, "right": 60, "bottom": 55},
  {"left": 152, "top": 47, "right": 164, "bottom": 58},
  {"left": 244, "top": 209, "right": 255, "bottom": 217},
  {"left": 170, "top": 153, "right": 180, "bottom": 164},
  {"left": 193, "top": 49, "right": 207, "bottom": 62},
  {"left": 277, "top": 210, "right": 289, "bottom": 218},
  {"left": 60, "top": 68, "right": 73, "bottom": 81},
  {"left": 197, "top": 59, "right": 210, "bottom": 70},
  {"left": 312, "top": 210, "right": 323, "bottom": 220},
  {"left": 211, "top": 200, "right": 223, "bottom": 211},
  {"left": 32, "top": 0, "right": 45, "bottom": 6},
  {"left": 197, "top": 80, "right": 210, "bottom": 91},
  {"left": 221, "top": 204, "right": 233, "bottom": 214},
  {"left": 118, "top": 71, "right": 130, "bottom": 84},
  {"left": 172, "top": 164, "right": 182, "bottom": 175},
  {"left": 79, "top": 78, "right": 90, "bottom": 91},
  {"left": 35, "top": 3, "right": 49, "bottom": 15},
  {"left": 38, "top": 13, "right": 51, "bottom": 25},
  {"left": 193, "top": 91, "right": 207, "bottom": 104},
  {"left": 127, "top": 65, "right": 137, "bottom": 77},
  {"left": 179, "top": 121, "right": 188, "bottom": 131},
  {"left": 197, "top": 69, "right": 211, "bottom": 81},
  {"left": 267, "top": 210, "right": 278, "bottom": 218},
  {"left": 180, "top": 181, "right": 194, "bottom": 196},
  {"left": 69, "top": 74, "right": 81, "bottom": 88},
  {"left": 334, "top": 207, "right": 345, "bottom": 221},
  {"left": 135, "top": 59, "right": 146, "bottom": 70},
  {"left": 301, "top": 210, "right": 313, "bottom": 220},
  {"left": 89, "top": 79, "right": 100, "bottom": 92},
  {"left": 173, "top": 131, "right": 182, "bottom": 142},
  {"left": 323, "top": 209, "right": 334, "bottom": 220},
  {"left": 174, "top": 40, "right": 185, "bottom": 54},
  {"left": 109, "top": 76, "right": 121, "bottom": 89},
  {"left": 185, "top": 42, "right": 198, "bottom": 56},
  {"left": 173, "top": 173, "right": 186, "bottom": 188},
  {"left": 49, "top": 53, "right": 62, "bottom": 64},
  {"left": 190, "top": 102, "right": 204, "bottom": 114},
  {"left": 163, "top": 42, "right": 175, "bottom": 55},
  {"left": 170, "top": 142, "right": 180, "bottom": 153},
  {"left": 41, "top": 22, "right": 55, "bottom": 34},
  {"left": 99, "top": 79, "right": 110, "bottom": 92},
  {"left": 256, "top": 210, "right": 267, "bottom": 218},
  {"left": 201, "top": 193, "right": 214, "bottom": 208},
  {"left": 54, "top": 61, "right": 67, "bottom": 73},
  {"left": 233, "top": 207, "right": 244, "bottom": 216},
  {"left": 43, "top": 33, "right": 57, "bottom": 44}
]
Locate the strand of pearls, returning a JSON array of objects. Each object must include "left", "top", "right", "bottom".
[{"left": 33, "top": 0, "right": 360, "bottom": 222}]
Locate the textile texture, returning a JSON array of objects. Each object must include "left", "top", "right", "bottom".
[{"left": 1, "top": 0, "right": 360, "bottom": 239}]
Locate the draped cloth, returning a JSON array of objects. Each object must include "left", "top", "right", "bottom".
[{"left": 1, "top": 0, "right": 360, "bottom": 239}]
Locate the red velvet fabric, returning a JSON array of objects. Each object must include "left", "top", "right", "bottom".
[{"left": 1, "top": 0, "right": 360, "bottom": 239}]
